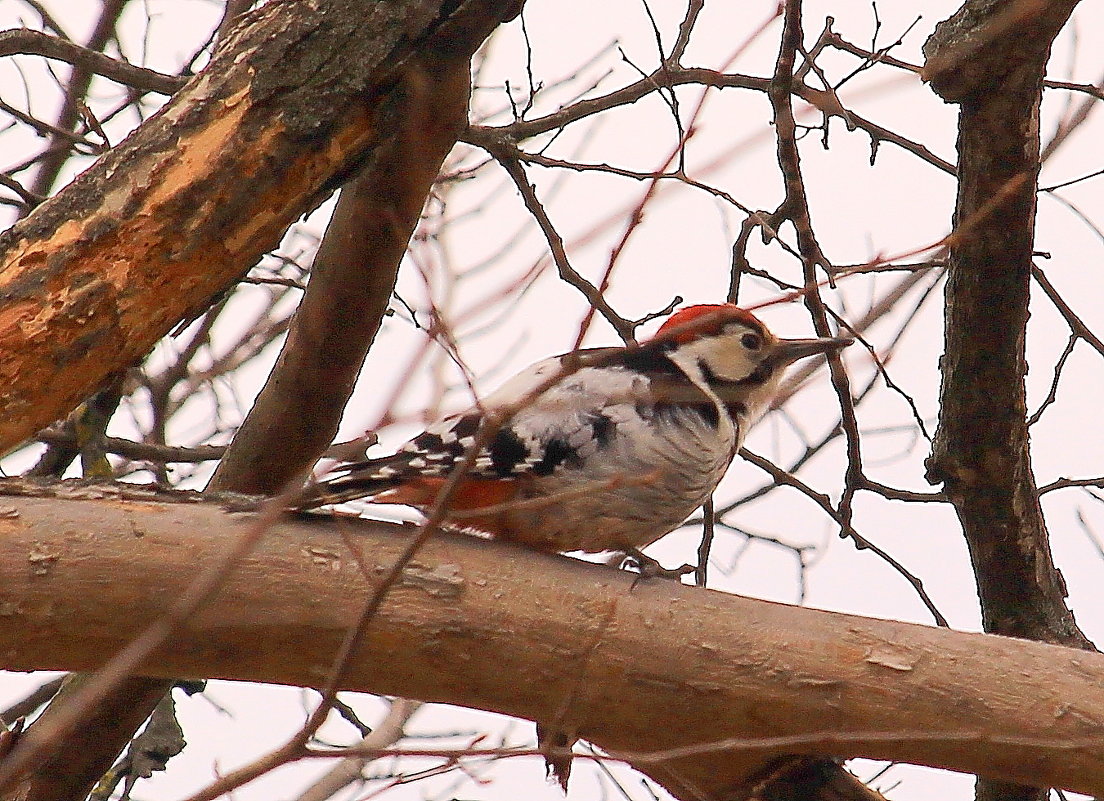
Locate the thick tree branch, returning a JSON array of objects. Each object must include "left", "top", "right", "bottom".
[
  {"left": 8, "top": 673, "right": 170, "bottom": 801},
  {"left": 0, "top": 0, "right": 523, "bottom": 454},
  {"left": 0, "top": 5, "right": 523, "bottom": 796},
  {"left": 0, "top": 490, "right": 1103, "bottom": 800}
]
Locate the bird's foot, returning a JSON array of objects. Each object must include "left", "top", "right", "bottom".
[{"left": 621, "top": 547, "right": 695, "bottom": 583}]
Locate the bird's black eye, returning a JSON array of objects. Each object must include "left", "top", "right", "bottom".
[{"left": 740, "top": 333, "right": 762, "bottom": 350}]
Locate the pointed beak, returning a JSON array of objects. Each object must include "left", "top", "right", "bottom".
[{"left": 773, "top": 336, "right": 853, "bottom": 365}]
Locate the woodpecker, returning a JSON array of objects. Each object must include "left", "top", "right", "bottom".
[{"left": 297, "top": 304, "right": 851, "bottom": 555}]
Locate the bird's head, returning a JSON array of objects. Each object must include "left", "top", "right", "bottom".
[{"left": 652, "top": 303, "right": 853, "bottom": 416}]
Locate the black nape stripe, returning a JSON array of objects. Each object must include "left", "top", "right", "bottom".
[{"left": 620, "top": 343, "right": 684, "bottom": 376}]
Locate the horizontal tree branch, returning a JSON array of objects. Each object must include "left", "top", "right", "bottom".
[
  {"left": 34, "top": 430, "right": 226, "bottom": 464},
  {"left": 0, "top": 489, "right": 1102, "bottom": 799}
]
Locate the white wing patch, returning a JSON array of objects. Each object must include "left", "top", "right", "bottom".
[{"left": 346, "top": 360, "right": 659, "bottom": 484}]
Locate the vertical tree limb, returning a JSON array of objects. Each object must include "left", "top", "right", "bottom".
[
  {"left": 924, "top": 0, "right": 1089, "bottom": 647},
  {"left": 922, "top": 2, "right": 1091, "bottom": 800}
]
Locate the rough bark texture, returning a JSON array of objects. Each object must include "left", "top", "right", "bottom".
[
  {"left": 0, "top": 0, "right": 522, "bottom": 453},
  {"left": 922, "top": 3, "right": 1090, "bottom": 801},
  {"left": 925, "top": 0, "right": 1089, "bottom": 648},
  {"left": 0, "top": 2, "right": 520, "bottom": 798},
  {"left": 923, "top": 0, "right": 1089, "bottom": 649},
  {"left": 1, "top": 489, "right": 1103, "bottom": 800}
]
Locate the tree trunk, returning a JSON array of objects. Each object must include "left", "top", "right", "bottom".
[{"left": 923, "top": 3, "right": 1090, "bottom": 798}]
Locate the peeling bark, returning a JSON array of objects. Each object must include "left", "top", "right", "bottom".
[
  {"left": 0, "top": 3, "right": 521, "bottom": 798},
  {"left": 208, "top": 50, "right": 472, "bottom": 494}
]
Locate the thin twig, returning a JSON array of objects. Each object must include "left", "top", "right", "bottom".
[{"left": 741, "top": 448, "right": 949, "bottom": 627}]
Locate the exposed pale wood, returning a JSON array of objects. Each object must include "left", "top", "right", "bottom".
[{"left": 0, "top": 0, "right": 521, "bottom": 453}]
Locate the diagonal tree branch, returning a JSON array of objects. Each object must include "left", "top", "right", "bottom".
[
  {"left": 208, "top": 48, "right": 473, "bottom": 494},
  {"left": 0, "top": 3, "right": 523, "bottom": 799},
  {"left": 0, "top": 0, "right": 523, "bottom": 454}
]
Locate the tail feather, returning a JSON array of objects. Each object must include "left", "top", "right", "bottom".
[{"left": 294, "top": 458, "right": 408, "bottom": 510}]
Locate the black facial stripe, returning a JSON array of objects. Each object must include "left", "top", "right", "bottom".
[
  {"left": 735, "top": 362, "right": 773, "bottom": 386},
  {"left": 646, "top": 369, "right": 722, "bottom": 429},
  {"left": 698, "top": 357, "right": 773, "bottom": 388},
  {"left": 697, "top": 358, "right": 720, "bottom": 385},
  {"left": 489, "top": 427, "right": 529, "bottom": 477}
]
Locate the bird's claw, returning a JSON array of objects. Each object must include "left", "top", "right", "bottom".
[{"left": 621, "top": 547, "right": 695, "bottom": 584}]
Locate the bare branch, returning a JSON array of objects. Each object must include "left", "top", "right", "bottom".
[{"left": 0, "top": 29, "right": 184, "bottom": 95}]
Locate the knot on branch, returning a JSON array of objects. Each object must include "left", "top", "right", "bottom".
[{"left": 921, "top": 0, "right": 1079, "bottom": 104}]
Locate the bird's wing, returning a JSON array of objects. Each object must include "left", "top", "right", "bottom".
[{"left": 301, "top": 349, "right": 665, "bottom": 506}]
